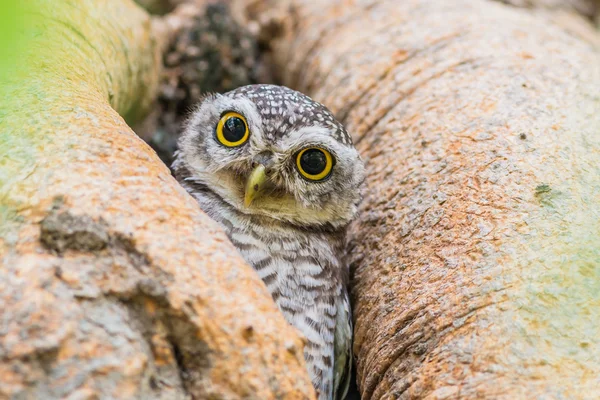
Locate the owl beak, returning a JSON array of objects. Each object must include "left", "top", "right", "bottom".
[{"left": 244, "top": 164, "right": 268, "bottom": 207}]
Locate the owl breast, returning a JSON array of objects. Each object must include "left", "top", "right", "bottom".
[{"left": 181, "top": 178, "right": 351, "bottom": 400}]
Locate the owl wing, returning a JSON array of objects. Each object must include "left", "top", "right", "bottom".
[{"left": 333, "top": 287, "right": 352, "bottom": 400}]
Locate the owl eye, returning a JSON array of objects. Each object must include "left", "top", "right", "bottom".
[
  {"left": 216, "top": 112, "right": 249, "bottom": 147},
  {"left": 296, "top": 147, "right": 334, "bottom": 181}
]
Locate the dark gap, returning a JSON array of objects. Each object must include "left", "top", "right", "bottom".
[
  {"left": 171, "top": 340, "right": 189, "bottom": 387},
  {"left": 135, "top": 1, "right": 278, "bottom": 167}
]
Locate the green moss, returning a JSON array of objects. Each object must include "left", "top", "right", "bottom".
[
  {"left": 502, "top": 170, "right": 600, "bottom": 381},
  {"left": 534, "top": 183, "right": 552, "bottom": 194}
]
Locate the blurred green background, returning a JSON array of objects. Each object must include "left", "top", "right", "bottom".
[{"left": 0, "top": 2, "right": 33, "bottom": 82}]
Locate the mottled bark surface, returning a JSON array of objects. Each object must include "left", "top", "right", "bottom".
[
  {"left": 0, "top": 0, "right": 314, "bottom": 399},
  {"left": 236, "top": 0, "right": 600, "bottom": 398}
]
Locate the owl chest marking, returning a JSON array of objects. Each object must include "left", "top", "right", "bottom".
[
  {"left": 182, "top": 179, "right": 348, "bottom": 399},
  {"left": 225, "top": 216, "right": 340, "bottom": 304},
  {"left": 220, "top": 207, "right": 343, "bottom": 394}
]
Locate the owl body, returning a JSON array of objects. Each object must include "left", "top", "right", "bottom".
[{"left": 173, "top": 85, "right": 364, "bottom": 399}]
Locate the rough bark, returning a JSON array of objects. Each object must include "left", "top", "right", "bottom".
[
  {"left": 0, "top": 1, "right": 314, "bottom": 399},
  {"left": 235, "top": 0, "right": 600, "bottom": 398}
]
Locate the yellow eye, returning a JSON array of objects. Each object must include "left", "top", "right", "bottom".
[
  {"left": 215, "top": 112, "right": 249, "bottom": 147},
  {"left": 296, "top": 147, "right": 334, "bottom": 181}
]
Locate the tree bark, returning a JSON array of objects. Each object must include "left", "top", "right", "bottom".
[
  {"left": 0, "top": 1, "right": 314, "bottom": 399},
  {"left": 235, "top": 0, "right": 600, "bottom": 398}
]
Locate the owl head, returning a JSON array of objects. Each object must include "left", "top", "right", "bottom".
[{"left": 175, "top": 84, "right": 365, "bottom": 229}]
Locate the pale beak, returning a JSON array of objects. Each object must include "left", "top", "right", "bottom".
[{"left": 244, "top": 164, "right": 268, "bottom": 207}]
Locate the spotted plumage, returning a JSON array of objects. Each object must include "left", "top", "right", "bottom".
[
  {"left": 173, "top": 84, "right": 364, "bottom": 399},
  {"left": 227, "top": 85, "right": 352, "bottom": 145}
]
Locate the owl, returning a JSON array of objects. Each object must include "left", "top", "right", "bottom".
[{"left": 172, "top": 84, "right": 365, "bottom": 400}]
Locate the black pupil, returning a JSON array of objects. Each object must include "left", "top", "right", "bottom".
[
  {"left": 300, "top": 149, "right": 327, "bottom": 176},
  {"left": 222, "top": 116, "right": 246, "bottom": 142}
]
